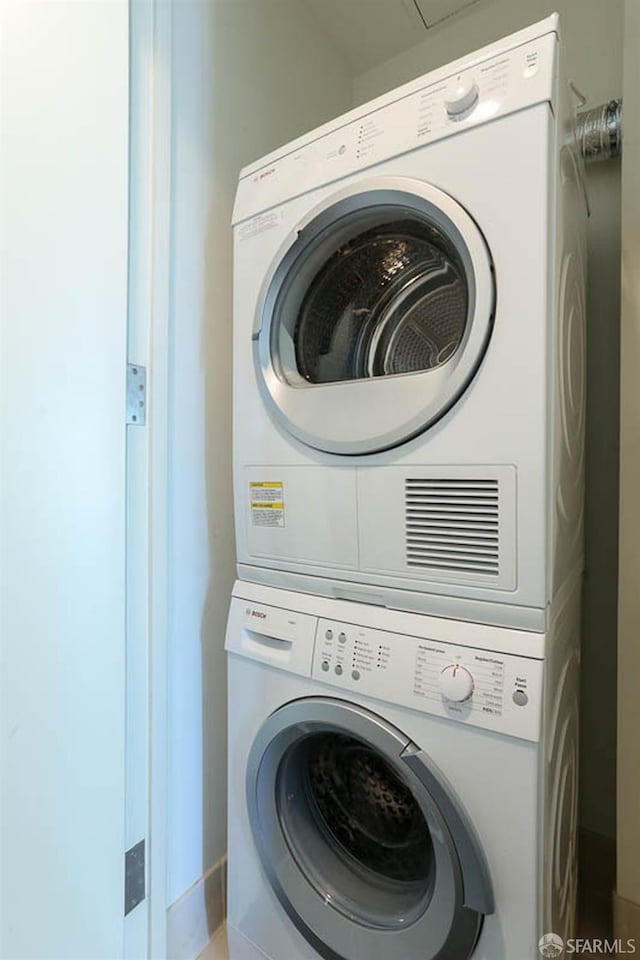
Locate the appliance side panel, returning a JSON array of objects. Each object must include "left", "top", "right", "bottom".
[
  {"left": 540, "top": 573, "right": 582, "bottom": 940},
  {"left": 550, "top": 75, "right": 588, "bottom": 600}
]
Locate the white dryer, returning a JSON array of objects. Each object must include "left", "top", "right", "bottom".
[
  {"left": 232, "top": 15, "right": 587, "bottom": 631},
  {"left": 225, "top": 576, "right": 581, "bottom": 960}
]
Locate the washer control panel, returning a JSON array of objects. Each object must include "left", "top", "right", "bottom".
[
  {"left": 312, "top": 619, "right": 543, "bottom": 742},
  {"left": 444, "top": 79, "right": 480, "bottom": 118}
]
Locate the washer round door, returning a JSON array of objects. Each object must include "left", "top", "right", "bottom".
[
  {"left": 255, "top": 177, "right": 495, "bottom": 455},
  {"left": 246, "top": 697, "right": 494, "bottom": 960}
]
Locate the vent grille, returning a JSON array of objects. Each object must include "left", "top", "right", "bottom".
[{"left": 405, "top": 478, "right": 500, "bottom": 577}]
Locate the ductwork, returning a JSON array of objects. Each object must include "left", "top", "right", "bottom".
[{"left": 576, "top": 99, "right": 622, "bottom": 163}]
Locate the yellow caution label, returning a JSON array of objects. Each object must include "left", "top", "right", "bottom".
[{"left": 250, "top": 481, "right": 285, "bottom": 528}]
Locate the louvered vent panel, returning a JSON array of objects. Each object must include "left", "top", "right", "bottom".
[{"left": 405, "top": 478, "right": 500, "bottom": 576}]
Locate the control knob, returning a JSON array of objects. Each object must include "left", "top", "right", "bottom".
[
  {"left": 439, "top": 664, "right": 474, "bottom": 702},
  {"left": 445, "top": 79, "right": 479, "bottom": 118}
]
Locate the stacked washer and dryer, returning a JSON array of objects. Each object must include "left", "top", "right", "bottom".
[{"left": 226, "top": 14, "right": 586, "bottom": 960}]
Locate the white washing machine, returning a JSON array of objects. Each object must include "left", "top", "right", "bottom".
[
  {"left": 232, "top": 15, "right": 587, "bottom": 632},
  {"left": 225, "top": 576, "right": 580, "bottom": 960}
]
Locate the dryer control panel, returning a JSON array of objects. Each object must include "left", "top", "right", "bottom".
[
  {"left": 234, "top": 25, "right": 557, "bottom": 225},
  {"left": 311, "top": 618, "right": 543, "bottom": 743}
]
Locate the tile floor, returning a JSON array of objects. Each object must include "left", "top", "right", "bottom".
[{"left": 197, "top": 925, "right": 227, "bottom": 960}]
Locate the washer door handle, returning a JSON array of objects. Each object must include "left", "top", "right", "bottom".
[{"left": 401, "top": 741, "right": 495, "bottom": 915}]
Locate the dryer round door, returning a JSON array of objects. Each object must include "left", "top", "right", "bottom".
[
  {"left": 246, "top": 697, "right": 494, "bottom": 960},
  {"left": 255, "top": 177, "right": 495, "bottom": 455}
]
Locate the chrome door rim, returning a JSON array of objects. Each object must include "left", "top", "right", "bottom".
[{"left": 253, "top": 177, "right": 494, "bottom": 455}]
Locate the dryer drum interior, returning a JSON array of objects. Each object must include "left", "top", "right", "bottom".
[
  {"left": 257, "top": 184, "right": 494, "bottom": 454},
  {"left": 292, "top": 219, "right": 469, "bottom": 384}
]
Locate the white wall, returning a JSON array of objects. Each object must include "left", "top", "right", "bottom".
[
  {"left": 353, "top": 0, "right": 623, "bottom": 841},
  {"left": 167, "top": 0, "right": 352, "bottom": 906}
]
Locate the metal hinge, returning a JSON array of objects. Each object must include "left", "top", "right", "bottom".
[
  {"left": 124, "top": 838, "right": 145, "bottom": 915},
  {"left": 126, "top": 363, "right": 147, "bottom": 425}
]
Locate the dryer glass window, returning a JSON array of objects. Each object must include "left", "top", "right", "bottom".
[
  {"left": 275, "top": 731, "right": 435, "bottom": 929},
  {"left": 272, "top": 209, "right": 469, "bottom": 385}
]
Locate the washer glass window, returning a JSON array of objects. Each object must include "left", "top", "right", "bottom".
[{"left": 276, "top": 731, "right": 435, "bottom": 928}]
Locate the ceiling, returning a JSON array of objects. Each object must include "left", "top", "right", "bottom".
[{"left": 304, "top": 0, "right": 483, "bottom": 75}]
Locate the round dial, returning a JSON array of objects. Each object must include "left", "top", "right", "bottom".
[
  {"left": 445, "top": 79, "right": 479, "bottom": 118},
  {"left": 439, "top": 664, "right": 474, "bottom": 702}
]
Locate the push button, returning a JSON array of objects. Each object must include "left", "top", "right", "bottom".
[
  {"left": 513, "top": 689, "right": 528, "bottom": 706},
  {"left": 325, "top": 629, "right": 333, "bottom": 640},
  {"left": 321, "top": 661, "right": 330, "bottom": 672},
  {"left": 351, "top": 669, "right": 360, "bottom": 681},
  {"left": 338, "top": 632, "right": 347, "bottom": 644},
  {"left": 335, "top": 664, "right": 343, "bottom": 676}
]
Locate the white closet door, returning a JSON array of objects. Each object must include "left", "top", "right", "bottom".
[{"left": 0, "top": 2, "right": 130, "bottom": 957}]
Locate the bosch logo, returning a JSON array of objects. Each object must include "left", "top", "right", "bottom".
[
  {"left": 250, "top": 610, "right": 267, "bottom": 619},
  {"left": 253, "top": 167, "right": 276, "bottom": 182}
]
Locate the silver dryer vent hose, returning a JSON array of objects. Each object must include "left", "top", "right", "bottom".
[{"left": 576, "top": 99, "right": 622, "bottom": 162}]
